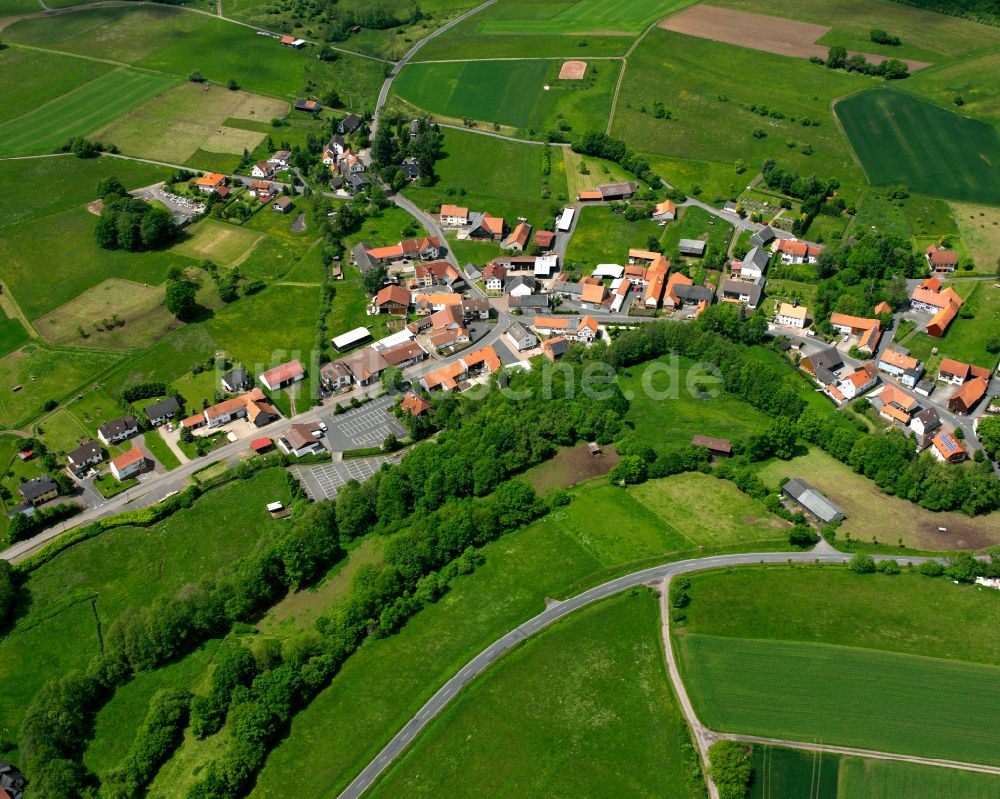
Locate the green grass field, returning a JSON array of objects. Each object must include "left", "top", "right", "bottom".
[
  {"left": 6, "top": 5, "right": 311, "bottom": 98},
  {"left": 564, "top": 205, "right": 662, "bottom": 269},
  {"left": 852, "top": 189, "right": 959, "bottom": 242},
  {"left": 909, "top": 50, "right": 1000, "bottom": 131},
  {"left": 0, "top": 207, "right": 195, "bottom": 319},
  {"left": 0, "top": 468, "right": 293, "bottom": 748},
  {"left": 0, "top": 47, "right": 112, "bottom": 125},
  {"left": 617, "top": 354, "right": 774, "bottom": 452},
  {"left": 0, "top": 344, "right": 125, "bottom": 428},
  {"left": 35, "top": 279, "right": 179, "bottom": 350},
  {"left": 479, "top": 0, "right": 694, "bottom": 35},
  {"left": 95, "top": 82, "right": 287, "bottom": 166},
  {"left": 415, "top": 0, "right": 697, "bottom": 59},
  {"left": 369, "top": 590, "right": 696, "bottom": 798},
  {"left": 393, "top": 58, "right": 619, "bottom": 136},
  {"left": 838, "top": 757, "right": 1000, "bottom": 798},
  {"left": 749, "top": 745, "right": 838, "bottom": 799},
  {"left": 245, "top": 470, "right": 786, "bottom": 798},
  {"left": 403, "top": 127, "right": 567, "bottom": 225},
  {"left": 677, "top": 567, "right": 1000, "bottom": 769},
  {"left": 679, "top": 632, "right": 1000, "bottom": 766},
  {"left": 836, "top": 89, "right": 1000, "bottom": 205},
  {"left": 629, "top": 474, "right": 790, "bottom": 549},
  {"left": 0, "top": 68, "right": 177, "bottom": 156},
  {"left": 682, "top": 568, "right": 1000, "bottom": 664},
  {"left": 171, "top": 218, "right": 263, "bottom": 266},
  {"left": 613, "top": 29, "right": 867, "bottom": 189},
  {"left": 203, "top": 284, "right": 320, "bottom": 375},
  {"left": 0, "top": 316, "right": 31, "bottom": 359},
  {"left": 0, "top": 156, "right": 171, "bottom": 229}
]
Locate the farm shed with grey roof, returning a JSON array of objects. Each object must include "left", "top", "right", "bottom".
[{"left": 782, "top": 478, "right": 844, "bottom": 523}]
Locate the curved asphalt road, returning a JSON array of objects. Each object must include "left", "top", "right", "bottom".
[
  {"left": 337, "top": 549, "right": 938, "bottom": 798},
  {"left": 370, "top": 0, "right": 500, "bottom": 139}
]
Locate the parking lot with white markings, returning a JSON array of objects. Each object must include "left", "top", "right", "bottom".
[
  {"left": 290, "top": 454, "right": 402, "bottom": 501},
  {"left": 325, "top": 396, "right": 407, "bottom": 450}
]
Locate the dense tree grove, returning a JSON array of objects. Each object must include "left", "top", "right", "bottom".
[
  {"left": 887, "top": 0, "right": 1000, "bottom": 25},
  {"left": 809, "top": 232, "right": 925, "bottom": 324},
  {"left": 100, "top": 688, "right": 191, "bottom": 799},
  {"left": 760, "top": 160, "right": 841, "bottom": 235},
  {"left": 94, "top": 178, "right": 178, "bottom": 252},
  {"left": 709, "top": 741, "right": 753, "bottom": 799},
  {"left": 571, "top": 131, "right": 661, "bottom": 185}
]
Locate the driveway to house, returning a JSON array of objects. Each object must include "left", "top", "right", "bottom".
[{"left": 336, "top": 549, "right": 947, "bottom": 799}]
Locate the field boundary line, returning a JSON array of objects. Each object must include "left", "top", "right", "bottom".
[
  {"left": 659, "top": 576, "right": 721, "bottom": 799},
  {"left": 829, "top": 92, "right": 868, "bottom": 179},
  {"left": 412, "top": 55, "right": 625, "bottom": 63},
  {"left": 713, "top": 733, "right": 1000, "bottom": 777}
]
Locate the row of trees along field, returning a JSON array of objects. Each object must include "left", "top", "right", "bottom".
[
  {"left": 15, "top": 364, "right": 628, "bottom": 797},
  {"left": 593, "top": 292, "right": 1000, "bottom": 515}
]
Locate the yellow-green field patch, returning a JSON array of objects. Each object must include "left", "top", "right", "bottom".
[
  {"left": 629, "top": 472, "right": 790, "bottom": 549},
  {"left": 34, "top": 279, "right": 178, "bottom": 349},
  {"left": 171, "top": 218, "right": 263, "bottom": 265},
  {"left": 950, "top": 201, "right": 1000, "bottom": 269},
  {"left": 757, "top": 447, "right": 1000, "bottom": 550},
  {"left": 94, "top": 82, "right": 288, "bottom": 164}
]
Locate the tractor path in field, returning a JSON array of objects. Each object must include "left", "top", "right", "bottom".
[
  {"left": 337, "top": 550, "right": 971, "bottom": 799},
  {"left": 0, "top": 280, "right": 39, "bottom": 340}
]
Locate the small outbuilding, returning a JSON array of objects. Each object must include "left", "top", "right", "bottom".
[
  {"left": 690, "top": 435, "right": 732, "bottom": 457},
  {"left": 782, "top": 478, "right": 844, "bottom": 523}
]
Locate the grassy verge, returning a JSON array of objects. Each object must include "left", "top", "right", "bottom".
[{"left": 142, "top": 429, "right": 181, "bottom": 470}]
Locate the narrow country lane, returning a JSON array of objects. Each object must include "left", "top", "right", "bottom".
[{"left": 337, "top": 550, "right": 953, "bottom": 798}]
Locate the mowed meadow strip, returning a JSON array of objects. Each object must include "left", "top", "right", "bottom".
[
  {"left": 835, "top": 89, "right": 1000, "bottom": 205},
  {"left": 0, "top": 68, "right": 177, "bottom": 156},
  {"left": 677, "top": 633, "right": 1000, "bottom": 765}
]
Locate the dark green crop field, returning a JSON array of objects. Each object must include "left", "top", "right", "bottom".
[{"left": 836, "top": 89, "right": 1000, "bottom": 204}]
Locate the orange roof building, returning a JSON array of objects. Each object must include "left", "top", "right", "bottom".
[
  {"left": 400, "top": 393, "right": 431, "bottom": 416},
  {"left": 195, "top": 172, "right": 226, "bottom": 192},
  {"left": 873, "top": 301, "right": 893, "bottom": 315},
  {"left": 643, "top": 255, "right": 669, "bottom": 307},
  {"left": 948, "top": 377, "right": 988, "bottom": 414},
  {"left": 932, "top": 432, "right": 967, "bottom": 463}
]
